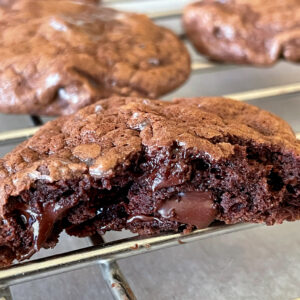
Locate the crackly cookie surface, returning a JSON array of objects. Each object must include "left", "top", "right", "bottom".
[
  {"left": 0, "top": 96, "right": 299, "bottom": 266},
  {"left": 0, "top": 0, "right": 100, "bottom": 7},
  {"left": 0, "top": 1, "right": 190, "bottom": 116},
  {"left": 183, "top": 0, "right": 300, "bottom": 65}
]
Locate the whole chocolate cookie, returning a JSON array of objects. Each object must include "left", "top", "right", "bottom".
[
  {"left": 0, "top": 96, "right": 299, "bottom": 266},
  {"left": 183, "top": 0, "right": 300, "bottom": 65},
  {"left": 0, "top": 1, "right": 190, "bottom": 116},
  {"left": 0, "top": 0, "right": 100, "bottom": 8}
]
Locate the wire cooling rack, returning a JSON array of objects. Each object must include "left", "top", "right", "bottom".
[{"left": 0, "top": 2, "right": 300, "bottom": 300}]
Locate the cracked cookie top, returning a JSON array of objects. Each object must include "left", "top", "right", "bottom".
[
  {"left": 183, "top": 0, "right": 300, "bottom": 65},
  {"left": 0, "top": 96, "right": 299, "bottom": 212},
  {"left": 0, "top": 0, "right": 100, "bottom": 6},
  {"left": 0, "top": 1, "right": 190, "bottom": 115}
]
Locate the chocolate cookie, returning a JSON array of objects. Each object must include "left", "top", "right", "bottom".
[
  {"left": 0, "top": 96, "right": 299, "bottom": 266},
  {"left": 183, "top": 0, "right": 300, "bottom": 65},
  {"left": 0, "top": 1, "right": 190, "bottom": 116},
  {"left": 0, "top": 0, "right": 100, "bottom": 8}
]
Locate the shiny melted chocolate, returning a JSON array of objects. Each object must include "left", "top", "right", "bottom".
[
  {"left": 15, "top": 201, "right": 73, "bottom": 255},
  {"left": 157, "top": 191, "right": 217, "bottom": 229},
  {"left": 127, "top": 215, "right": 163, "bottom": 224}
]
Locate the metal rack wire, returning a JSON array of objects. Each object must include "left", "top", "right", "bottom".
[{"left": 0, "top": 5, "right": 299, "bottom": 300}]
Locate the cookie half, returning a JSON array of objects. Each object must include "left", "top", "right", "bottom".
[
  {"left": 0, "top": 1, "right": 190, "bottom": 115},
  {"left": 0, "top": 96, "right": 299, "bottom": 266},
  {"left": 183, "top": 0, "right": 300, "bottom": 65}
]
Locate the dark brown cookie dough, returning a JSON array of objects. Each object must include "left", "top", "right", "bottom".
[
  {"left": 183, "top": 0, "right": 300, "bottom": 65},
  {"left": 0, "top": 1, "right": 190, "bottom": 116},
  {"left": 0, "top": 96, "right": 299, "bottom": 266}
]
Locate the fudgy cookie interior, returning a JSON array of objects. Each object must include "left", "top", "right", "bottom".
[
  {"left": 0, "top": 97, "right": 298, "bottom": 266},
  {"left": 1, "top": 140, "right": 298, "bottom": 266}
]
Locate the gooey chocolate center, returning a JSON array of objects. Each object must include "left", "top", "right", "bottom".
[
  {"left": 157, "top": 191, "right": 217, "bottom": 229},
  {"left": 14, "top": 201, "right": 74, "bottom": 255}
]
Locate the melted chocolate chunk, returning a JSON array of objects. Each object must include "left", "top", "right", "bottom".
[
  {"left": 127, "top": 215, "right": 163, "bottom": 224},
  {"left": 157, "top": 191, "right": 217, "bottom": 229},
  {"left": 14, "top": 200, "right": 74, "bottom": 256}
]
